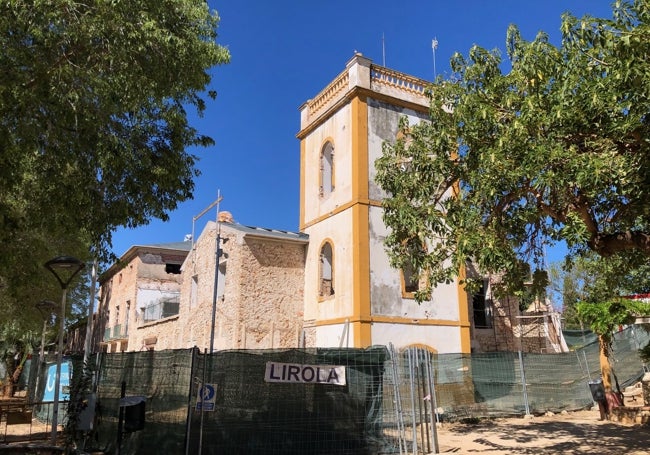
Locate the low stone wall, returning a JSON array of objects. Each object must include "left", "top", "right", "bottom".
[{"left": 609, "top": 406, "right": 650, "bottom": 425}]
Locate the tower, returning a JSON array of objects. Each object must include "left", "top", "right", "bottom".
[{"left": 298, "top": 54, "right": 471, "bottom": 353}]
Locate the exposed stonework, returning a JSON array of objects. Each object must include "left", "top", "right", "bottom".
[
  {"left": 96, "top": 222, "right": 308, "bottom": 353},
  {"left": 95, "top": 243, "right": 189, "bottom": 353}
]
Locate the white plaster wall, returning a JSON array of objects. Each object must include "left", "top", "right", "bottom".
[
  {"left": 371, "top": 323, "right": 462, "bottom": 354},
  {"left": 302, "top": 104, "right": 352, "bottom": 223},
  {"left": 303, "top": 210, "right": 355, "bottom": 322},
  {"left": 313, "top": 323, "right": 354, "bottom": 348},
  {"left": 368, "top": 206, "right": 460, "bottom": 320},
  {"left": 367, "top": 99, "right": 429, "bottom": 201}
]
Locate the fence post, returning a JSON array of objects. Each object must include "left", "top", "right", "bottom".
[
  {"left": 198, "top": 348, "right": 208, "bottom": 455},
  {"left": 388, "top": 343, "right": 406, "bottom": 454},
  {"left": 407, "top": 349, "right": 418, "bottom": 455},
  {"left": 185, "top": 347, "right": 198, "bottom": 455},
  {"left": 116, "top": 381, "right": 126, "bottom": 455},
  {"left": 423, "top": 349, "right": 439, "bottom": 454},
  {"left": 518, "top": 351, "right": 531, "bottom": 416}
]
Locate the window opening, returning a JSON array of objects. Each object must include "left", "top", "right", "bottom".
[
  {"left": 190, "top": 275, "right": 199, "bottom": 308},
  {"left": 320, "top": 141, "right": 335, "bottom": 197},
  {"left": 319, "top": 242, "right": 334, "bottom": 297},
  {"left": 472, "top": 281, "right": 493, "bottom": 328},
  {"left": 401, "top": 240, "right": 425, "bottom": 297},
  {"left": 165, "top": 263, "right": 182, "bottom": 274}
]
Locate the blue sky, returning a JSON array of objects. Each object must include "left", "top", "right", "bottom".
[{"left": 111, "top": 0, "right": 614, "bottom": 262}]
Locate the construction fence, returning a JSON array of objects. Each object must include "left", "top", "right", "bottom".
[{"left": 21, "top": 326, "right": 650, "bottom": 454}]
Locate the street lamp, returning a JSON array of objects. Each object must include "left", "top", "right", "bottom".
[
  {"left": 34, "top": 300, "right": 58, "bottom": 403},
  {"left": 44, "top": 256, "right": 85, "bottom": 445}
]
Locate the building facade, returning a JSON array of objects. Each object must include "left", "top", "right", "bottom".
[
  {"left": 96, "top": 242, "right": 190, "bottom": 353},
  {"left": 298, "top": 53, "right": 471, "bottom": 353},
  {"left": 95, "top": 219, "right": 308, "bottom": 353},
  {"left": 94, "top": 54, "right": 563, "bottom": 355}
]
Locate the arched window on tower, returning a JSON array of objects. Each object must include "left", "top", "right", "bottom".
[
  {"left": 319, "top": 241, "right": 334, "bottom": 298},
  {"left": 320, "top": 141, "right": 335, "bottom": 197}
]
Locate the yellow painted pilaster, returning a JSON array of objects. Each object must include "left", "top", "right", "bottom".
[
  {"left": 299, "top": 139, "right": 306, "bottom": 230},
  {"left": 457, "top": 265, "right": 471, "bottom": 353},
  {"left": 351, "top": 95, "right": 371, "bottom": 347}
]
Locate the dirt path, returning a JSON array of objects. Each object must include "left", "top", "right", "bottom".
[{"left": 436, "top": 408, "right": 649, "bottom": 454}]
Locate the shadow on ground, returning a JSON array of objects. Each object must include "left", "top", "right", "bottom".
[{"left": 442, "top": 418, "right": 649, "bottom": 454}]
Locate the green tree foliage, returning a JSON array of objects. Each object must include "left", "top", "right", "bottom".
[
  {"left": 376, "top": 1, "right": 650, "bottom": 301},
  {"left": 0, "top": 321, "right": 38, "bottom": 396},
  {"left": 549, "top": 254, "right": 650, "bottom": 328},
  {"left": 0, "top": 1, "right": 229, "bottom": 321}
]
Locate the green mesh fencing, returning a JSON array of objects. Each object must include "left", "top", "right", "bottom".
[
  {"left": 186, "top": 346, "right": 394, "bottom": 455},
  {"left": 410, "top": 326, "right": 649, "bottom": 421},
  {"left": 563, "top": 329, "right": 598, "bottom": 348},
  {"left": 93, "top": 349, "right": 194, "bottom": 455},
  {"left": 81, "top": 327, "right": 648, "bottom": 454},
  {"left": 611, "top": 326, "right": 650, "bottom": 388}
]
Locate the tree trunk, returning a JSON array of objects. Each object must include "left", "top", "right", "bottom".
[
  {"left": 599, "top": 334, "right": 612, "bottom": 391},
  {"left": 2, "top": 376, "right": 16, "bottom": 398}
]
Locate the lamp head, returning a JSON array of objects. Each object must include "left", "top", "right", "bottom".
[{"left": 44, "top": 256, "right": 85, "bottom": 289}]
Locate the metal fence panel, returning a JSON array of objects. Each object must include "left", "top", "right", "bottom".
[{"left": 84, "top": 326, "right": 648, "bottom": 454}]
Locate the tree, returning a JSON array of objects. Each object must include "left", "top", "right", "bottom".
[
  {"left": 548, "top": 255, "right": 650, "bottom": 329},
  {"left": 577, "top": 298, "right": 649, "bottom": 391},
  {"left": 547, "top": 253, "right": 650, "bottom": 390},
  {"left": 547, "top": 262, "right": 583, "bottom": 329},
  {"left": 0, "top": 321, "right": 38, "bottom": 397},
  {"left": 375, "top": 0, "right": 650, "bottom": 300},
  {"left": 0, "top": 1, "right": 229, "bottom": 319}
]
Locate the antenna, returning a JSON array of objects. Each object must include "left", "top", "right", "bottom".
[
  {"left": 192, "top": 190, "right": 223, "bottom": 271},
  {"left": 432, "top": 37, "right": 438, "bottom": 80},
  {"left": 382, "top": 32, "right": 386, "bottom": 66}
]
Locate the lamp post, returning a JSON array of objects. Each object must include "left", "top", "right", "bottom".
[
  {"left": 34, "top": 300, "right": 58, "bottom": 404},
  {"left": 44, "top": 256, "right": 85, "bottom": 445}
]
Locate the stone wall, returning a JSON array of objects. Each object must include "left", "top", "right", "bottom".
[
  {"left": 97, "top": 247, "right": 187, "bottom": 353},
  {"left": 133, "top": 221, "right": 307, "bottom": 352},
  {"left": 470, "top": 294, "right": 521, "bottom": 353}
]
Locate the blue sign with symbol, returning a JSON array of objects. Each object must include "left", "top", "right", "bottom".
[
  {"left": 43, "top": 361, "right": 71, "bottom": 402},
  {"left": 196, "top": 383, "right": 216, "bottom": 411}
]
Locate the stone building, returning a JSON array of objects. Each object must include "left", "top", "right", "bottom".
[
  {"left": 96, "top": 242, "right": 190, "bottom": 353},
  {"left": 95, "top": 54, "right": 561, "bottom": 355},
  {"left": 95, "top": 218, "right": 308, "bottom": 353},
  {"left": 172, "top": 219, "right": 308, "bottom": 351}
]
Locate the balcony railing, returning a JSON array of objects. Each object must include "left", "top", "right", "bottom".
[
  {"left": 143, "top": 298, "right": 180, "bottom": 323},
  {"left": 112, "top": 324, "right": 123, "bottom": 339}
]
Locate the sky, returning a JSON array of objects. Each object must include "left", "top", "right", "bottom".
[{"left": 111, "top": 0, "right": 615, "bottom": 261}]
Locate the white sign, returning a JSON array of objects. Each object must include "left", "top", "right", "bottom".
[
  {"left": 264, "top": 362, "right": 346, "bottom": 386},
  {"left": 196, "top": 383, "right": 216, "bottom": 411}
]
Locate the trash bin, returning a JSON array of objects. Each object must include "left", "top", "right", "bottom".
[
  {"left": 120, "top": 395, "right": 146, "bottom": 433},
  {"left": 589, "top": 379, "right": 606, "bottom": 403}
]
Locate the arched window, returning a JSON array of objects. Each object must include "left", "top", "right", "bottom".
[
  {"left": 319, "top": 241, "right": 334, "bottom": 298},
  {"left": 320, "top": 141, "right": 335, "bottom": 197}
]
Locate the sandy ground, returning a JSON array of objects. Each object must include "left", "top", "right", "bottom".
[
  {"left": 435, "top": 407, "right": 649, "bottom": 454},
  {"left": 2, "top": 405, "right": 648, "bottom": 454}
]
